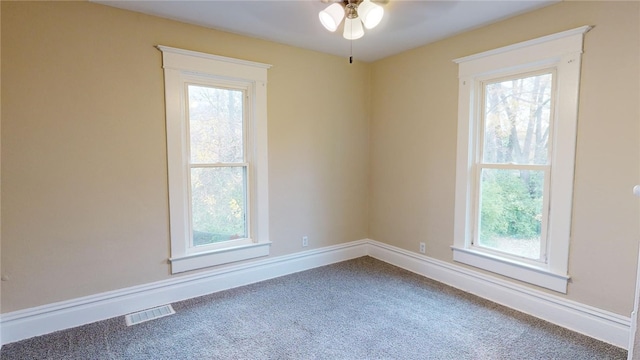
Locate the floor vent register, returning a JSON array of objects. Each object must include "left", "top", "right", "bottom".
[{"left": 125, "top": 304, "right": 175, "bottom": 326}]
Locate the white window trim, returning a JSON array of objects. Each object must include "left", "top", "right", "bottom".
[
  {"left": 451, "top": 26, "right": 592, "bottom": 293},
  {"left": 158, "top": 45, "right": 272, "bottom": 274}
]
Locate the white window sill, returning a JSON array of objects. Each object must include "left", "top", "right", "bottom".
[
  {"left": 451, "top": 246, "right": 569, "bottom": 293},
  {"left": 170, "top": 241, "right": 272, "bottom": 274}
]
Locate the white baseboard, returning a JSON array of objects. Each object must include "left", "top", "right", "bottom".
[
  {"left": 365, "top": 239, "right": 630, "bottom": 349},
  {"left": 0, "top": 240, "right": 368, "bottom": 345},
  {"left": 1, "top": 238, "right": 631, "bottom": 350}
]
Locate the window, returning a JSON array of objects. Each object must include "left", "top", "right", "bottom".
[
  {"left": 158, "top": 46, "right": 271, "bottom": 274},
  {"left": 452, "top": 26, "right": 592, "bottom": 293},
  {"left": 476, "top": 71, "right": 554, "bottom": 261}
]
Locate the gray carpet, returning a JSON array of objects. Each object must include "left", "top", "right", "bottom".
[{"left": 0, "top": 257, "right": 627, "bottom": 359}]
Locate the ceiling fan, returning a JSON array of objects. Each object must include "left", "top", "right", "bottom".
[{"left": 318, "top": 0, "right": 387, "bottom": 40}]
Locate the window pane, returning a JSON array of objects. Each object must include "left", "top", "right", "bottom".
[
  {"left": 483, "top": 73, "right": 552, "bottom": 165},
  {"left": 188, "top": 85, "right": 244, "bottom": 164},
  {"left": 191, "top": 167, "right": 247, "bottom": 246},
  {"left": 477, "top": 168, "right": 544, "bottom": 260}
]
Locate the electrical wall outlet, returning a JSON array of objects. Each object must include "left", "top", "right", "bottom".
[
  {"left": 302, "top": 236, "right": 309, "bottom": 247},
  {"left": 419, "top": 242, "right": 426, "bottom": 254}
]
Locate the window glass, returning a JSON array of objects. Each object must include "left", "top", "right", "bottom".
[
  {"left": 474, "top": 72, "right": 554, "bottom": 261},
  {"left": 190, "top": 167, "right": 247, "bottom": 246},
  {"left": 187, "top": 84, "right": 248, "bottom": 247},
  {"left": 188, "top": 85, "right": 244, "bottom": 164},
  {"left": 477, "top": 168, "right": 544, "bottom": 260},
  {"left": 482, "top": 73, "right": 552, "bottom": 165}
]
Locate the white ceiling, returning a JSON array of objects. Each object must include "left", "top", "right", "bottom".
[{"left": 94, "top": 0, "right": 558, "bottom": 62}]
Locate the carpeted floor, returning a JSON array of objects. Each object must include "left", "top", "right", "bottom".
[{"left": 0, "top": 256, "right": 627, "bottom": 359}]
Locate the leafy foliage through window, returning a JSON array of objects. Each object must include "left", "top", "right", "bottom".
[
  {"left": 188, "top": 85, "right": 248, "bottom": 246},
  {"left": 475, "top": 72, "right": 553, "bottom": 261}
]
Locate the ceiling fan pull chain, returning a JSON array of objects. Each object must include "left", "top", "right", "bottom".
[{"left": 349, "top": 30, "right": 353, "bottom": 63}]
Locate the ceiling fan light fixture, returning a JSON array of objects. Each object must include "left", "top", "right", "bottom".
[
  {"left": 319, "top": 3, "right": 345, "bottom": 32},
  {"left": 343, "top": 16, "right": 364, "bottom": 40},
  {"left": 357, "top": 0, "right": 384, "bottom": 29}
]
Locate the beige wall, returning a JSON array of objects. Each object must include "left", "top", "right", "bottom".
[
  {"left": 0, "top": 1, "right": 370, "bottom": 312},
  {"left": 2, "top": 0, "right": 639, "bottom": 319},
  {"left": 370, "top": 0, "right": 640, "bottom": 316}
]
